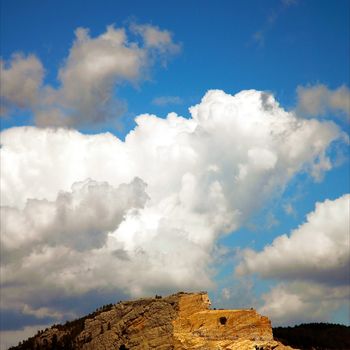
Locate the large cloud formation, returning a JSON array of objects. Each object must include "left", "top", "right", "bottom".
[
  {"left": 1, "top": 89, "right": 343, "bottom": 326},
  {"left": 2, "top": 177, "right": 148, "bottom": 260},
  {"left": 237, "top": 194, "right": 350, "bottom": 325},
  {"left": 0, "top": 23, "right": 180, "bottom": 127}
]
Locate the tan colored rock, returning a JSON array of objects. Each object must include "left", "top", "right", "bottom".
[
  {"left": 172, "top": 292, "right": 286, "bottom": 349},
  {"left": 13, "top": 292, "right": 296, "bottom": 350}
]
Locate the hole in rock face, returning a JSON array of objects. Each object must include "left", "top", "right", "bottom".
[{"left": 219, "top": 316, "right": 227, "bottom": 325}]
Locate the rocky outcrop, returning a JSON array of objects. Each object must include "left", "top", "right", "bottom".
[
  {"left": 11, "top": 292, "right": 295, "bottom": 350},
  {"left": 172, "top": 293, "right": 293, "bottom": 349}
]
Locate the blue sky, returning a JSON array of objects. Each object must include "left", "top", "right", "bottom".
[
  {"left": 1, "top": 0, "right": 349, "bottom": 348},
  {"left": 2, "top": 0, "right": 349, "bottom": 127}
]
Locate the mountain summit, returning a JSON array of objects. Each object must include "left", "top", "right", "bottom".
[{"left": 11, "top": 292, "right": 294, "bottom": 349}]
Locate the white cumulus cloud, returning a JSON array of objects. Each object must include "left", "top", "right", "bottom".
[
  {"left": 0, "top": 23, "right": 180, "bottom": 127},
  {"left": 0, "top": 89, "right": 345, "bottom": 322},
  {"left": 1, "top": 177, "right": 148, "bottom": 258},
  {"left": 236, "top": 194, "right": 350, "bottom": 285},
  {"left": 237, "top": 194, "right": 350, "bottom": 324},
  {"left": 259, "top": 281, "right": 350, "bottom": 326}
]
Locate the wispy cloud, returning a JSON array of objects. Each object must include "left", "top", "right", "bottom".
[
  {"left": 152, "top": 95, "right": 183, "bottom": 106},
  {"left": 252, "top": 0, "right": 298, "bottom": 47},
  {"left": 283, "top": 202, "right": 296, "bottom": 216}
]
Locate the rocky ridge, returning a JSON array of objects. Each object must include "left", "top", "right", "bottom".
[{"left": 11, "top": 292, "right": 295, "bottom": 349}]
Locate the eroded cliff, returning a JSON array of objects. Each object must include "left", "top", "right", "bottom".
[{"left": 11, "top": 292, "right": 295, "bottom": 350}]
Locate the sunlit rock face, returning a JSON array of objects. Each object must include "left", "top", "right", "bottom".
[
  {"left": 11, "top": 292, "right": 295, "bottom": 350},
  {"left": 172, "top": 293, "right": 289, "bottom": 349}
]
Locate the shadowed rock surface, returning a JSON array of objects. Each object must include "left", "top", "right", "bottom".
[{"left": 10, "top": 292, "right": 295, "bottom": 349}]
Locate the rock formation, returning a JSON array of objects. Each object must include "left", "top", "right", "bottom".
[{"left": 11, "top": 292, "right": 295, "bottom": 350}]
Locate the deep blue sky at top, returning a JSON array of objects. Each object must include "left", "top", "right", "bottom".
[{"left": 1, "top": 0, "right": 349, "bottom": 127}]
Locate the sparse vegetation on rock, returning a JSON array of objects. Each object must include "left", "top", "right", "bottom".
[{"left": 9, "top": 292, "right": 295, "bottom": 349}]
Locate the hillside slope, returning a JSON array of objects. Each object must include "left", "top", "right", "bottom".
[{"left": 10, "top": 292, "right": 294, "bottom": 350}]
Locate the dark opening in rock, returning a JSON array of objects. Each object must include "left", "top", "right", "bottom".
[{"left": 219, "top": 316, "right": 227, "bottom": 325}]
